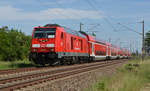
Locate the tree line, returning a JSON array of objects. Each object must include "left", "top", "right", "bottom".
[
  {"left": 0, "top": 26, "right": 31, "bottom": 61},
  {"left": 145, "top": 31, "right": 150, "bottom": 54}
]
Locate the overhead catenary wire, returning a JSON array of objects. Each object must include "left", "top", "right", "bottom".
[
  {"left": 85, "top": 0, "right": 123, "bottom": 45},
  {"left": 41, "top": 0, "right": 108, "bottom": 32},
  {"left": 84, "top": 0, "right": 143, "bottom": 53},
  {"left": 55, "top": 1, "right": 99, "bottom": 31},
  {"left": 54, "top": 1, "right": 94, "bottom": 32},
  {"left": 85, "top": 0, "right": 118, "bottom": 32},
  {"left": 55, "top": 2, "right": 79, "bottom": 20},
  {"left": 87, "top": 24, "right": 101, "bottom": 31},
  {"left": 118, "top": 23, "right": 142, "bottom": 35}
]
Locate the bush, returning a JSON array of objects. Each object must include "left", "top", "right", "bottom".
[{"left": 0, "top": 26, "right": 31, "bottom": 61}]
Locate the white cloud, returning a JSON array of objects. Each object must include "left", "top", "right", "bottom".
[{"left": 0, "top": 6, "right": 103, "bottom": 21}]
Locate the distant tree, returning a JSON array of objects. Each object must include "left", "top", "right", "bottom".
[
  {"left": 91, "top": 32, "right": 96, "bottom": 36},
  {"left": 145, "top": 31, "right": 150, "bottom": 55},
  {"left": 0, "top": 26, "right": 31, "bottom": 61}
]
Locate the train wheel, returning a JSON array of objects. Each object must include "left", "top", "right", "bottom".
[
  {"left": 41, "top": 63, "right": 46, "bottom": 67},
  {"left": 71, "top": 56, "right": 76, "bottom": 64},
  {"left": 60, "top": 59, "right": 65, "bottom": 65}
]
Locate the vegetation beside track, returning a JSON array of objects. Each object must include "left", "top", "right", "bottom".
[
  {"left": 0, "top": 26, "right": 31, "bottom": 61},
  {"left": 0, "top": 59, "right": 34, "bottom": 70},
  {"left": 89, "top": 58, "right": 150, "bottom": 91},
  {"left": 0, "top": 26, "right": 33, "bottom": 70}
]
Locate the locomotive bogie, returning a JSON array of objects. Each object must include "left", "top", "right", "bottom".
[{"left": 29, "top": 52, "right": 58, "bottom": 65}]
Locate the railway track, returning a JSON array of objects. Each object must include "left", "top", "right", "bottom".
[
  {"left": 0, "top": 67, "right": 37, "bottom": 75},
  {"left": 0, "top": 59, "right": 128, "bottom": 91},
  {"left": 0, "top": 61, "right": 108, "bottom": 80}
]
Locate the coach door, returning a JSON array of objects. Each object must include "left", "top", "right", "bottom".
[
  {"left": 109, "top": 47, "right": 111, "bottom": 56},
  {"left": 91, "top": 43, "right": 95, "bottom": 56},
  {"left": 61, "top": 32, "right": 65, "bottom": 52},
  {"left": 106, "top": 46, "right": 108, "bottom": 56}
]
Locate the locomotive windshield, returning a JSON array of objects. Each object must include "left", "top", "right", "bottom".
[{"left": 34, "top": 28, "right": 56, "bottom": 38}]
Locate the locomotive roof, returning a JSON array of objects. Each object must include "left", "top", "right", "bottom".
[
  {"left": 43, "top": 24, "right": 86, "bottom": 38},
  {"left": 63, "top": 27, "right": 86, "bottom": 38},
  {"left": 44, "top": 24, "right": 61, "bottom": 27}
]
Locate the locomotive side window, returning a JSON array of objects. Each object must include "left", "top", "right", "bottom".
[
  {"left": 71, "top": 37, "right": 73, "bottom": 49},
  {"left": 81, "top": 40, "right": 83, "bottom": 50},
  {"left": 61, "top": 32, "right": 63, "bottom": 39}
]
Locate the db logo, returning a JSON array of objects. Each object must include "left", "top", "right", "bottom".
[
  {"left": 41, "top": 44, "right": 45, "bottom": 47},
  {"left": 76, "top": 42, "right": 78, "bottom": 46},
  {"left": 61, "top": 42, "right": 63, "bottom": 46}
]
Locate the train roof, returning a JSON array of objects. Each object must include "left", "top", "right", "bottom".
[
  {"left": 41, "top": 24, "right": 86, "bottom": 38},
  {"left": 95, "top": 37, "right": 107, "bottom": 45},
  {"left": 44, "top": 24, "right": 61, "bottom": 27},
  {"left": 80, "top": 31, "right": 108, "bottom": 45},
  {"left": 63, "top": 27, "right": 86, "bottom": 38}
]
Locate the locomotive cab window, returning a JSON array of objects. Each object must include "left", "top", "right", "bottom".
[{"left": 34, "top": 28, "right": 56, "bottom": 38}]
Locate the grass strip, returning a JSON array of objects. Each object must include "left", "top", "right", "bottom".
[
  {"left": 89, "top": 59, "right": 150, "bottom": 91},
  {"left": 0, "top": 59, "right": 34, "bottom": 70}
]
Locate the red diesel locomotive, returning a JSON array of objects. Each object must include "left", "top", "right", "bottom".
[{"left": 29, "top": 24, "right": 131, "bottom": 65}]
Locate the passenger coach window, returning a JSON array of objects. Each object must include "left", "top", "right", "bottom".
[
  {"left": 61, "top": 32, "right": 63, "bottom": 39},
  {"left": 81, "top": 40, "right": 83, "bottom": 50}
]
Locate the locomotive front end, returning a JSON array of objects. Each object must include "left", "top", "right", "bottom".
[{"left": 29, "top": 27, "right": 57, "bottom": 65}]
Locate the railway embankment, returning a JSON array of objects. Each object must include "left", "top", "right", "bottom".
[
  {"left": 0, "top": 59, "right": 34, "bottom": 70},
  {"left": 89, "top": 58, "right": 150, "bottom": 91}
]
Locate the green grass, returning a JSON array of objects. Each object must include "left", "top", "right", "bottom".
[
  {"left": 89, "top": 58, "right": 150, "bottom": 91},
  {"left": 0, "top": 59, "right": 34, "bottom": 70}
]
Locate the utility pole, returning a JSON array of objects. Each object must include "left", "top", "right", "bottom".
[
  {"left": 120, "top": 42, "right": 123, "bottom": 48},
  {"left": 109, "top": 38, "right": 111, "bottom": 43},
  {"left": 80, "top": 22, "right": 83, "bottom": 32},
  {"left": 142, "top": 20, "right": 145, "bottom": 61},
  {"left": 130, "top": 42, "right": 132, "bottom": 53}
]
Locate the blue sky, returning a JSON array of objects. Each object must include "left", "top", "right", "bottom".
[{"left": 0, "top": 0, "right": 150, "bottom": 52}]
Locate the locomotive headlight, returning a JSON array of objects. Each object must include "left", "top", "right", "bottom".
[
  {"left": 32, "top": 44, "right": 40, "bottom": 48},
  {"left": 47, "top": 44, "right": 55, "bottom": 47}
]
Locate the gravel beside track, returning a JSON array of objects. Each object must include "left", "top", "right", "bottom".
[
  {"left": 0, "top": 67, "right": 36, "bottom": 75},
  {"left": 0, "top": 61, "right": 107, "bottom": 80},
  {"left": 0, "top": 59, "right": 128, "bottom": 91}
]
